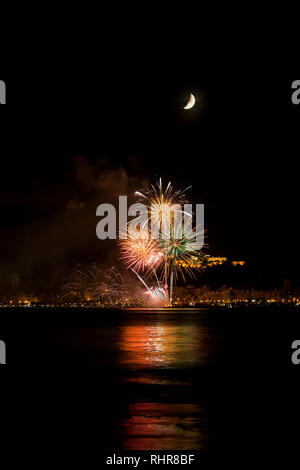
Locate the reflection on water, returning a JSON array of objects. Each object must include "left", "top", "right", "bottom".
[
  {"left": 114, "top": 312, "right": 220, "bottom": 449},
  {"left": 45, "top": 309, "right": 221, "bottom": 450},
  {"left": 118, "top": 323, "right": 214, "bottom": 370},
  {"left": 121, "top": 402, "right": 207, "bottom": 450}
]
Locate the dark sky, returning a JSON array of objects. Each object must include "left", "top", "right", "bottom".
[{"left": 0, "top": 73, "right": 299, "bottom": 291}]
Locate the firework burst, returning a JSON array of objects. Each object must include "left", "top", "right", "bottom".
[
  {"left": 135, "top": 177, "right": 191, "bottom": 234},
  {"left": 62, "top": 264, "right": 128, "bottom": 304},
  {"left": 119, "top": 178, "right": 206, "bottom": 305},
  {"left": 159, "top": 220, "right": 205, "bottom": 279},
  {"left": 119, "top": 225, "right": 163, "bottom": 273}
]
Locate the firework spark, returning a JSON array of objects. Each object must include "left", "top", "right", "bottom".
[
  {"left": 147, "top": 286, "right": 169, "bottom": 301},
  {"left": 131, "top": 267, "right": 169, "bottom": 305}
]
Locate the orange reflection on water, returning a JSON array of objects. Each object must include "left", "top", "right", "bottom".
[
  {"left": 118, "top": 322, "right": 212, "bottom": 370},
  {"left": 117, "top": 319, "right": 217, "bottom": 449},
  {"left": 121, "top": 402, "right": 207, "bottom": 450}
]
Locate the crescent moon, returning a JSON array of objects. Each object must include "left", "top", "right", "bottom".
[{"left": 184, "top": 93, "right": 195, "bottom": 110}]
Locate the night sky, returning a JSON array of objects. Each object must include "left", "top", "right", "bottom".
[{"left": 0, "top": 74, "right": 299, "bottom": 292}]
